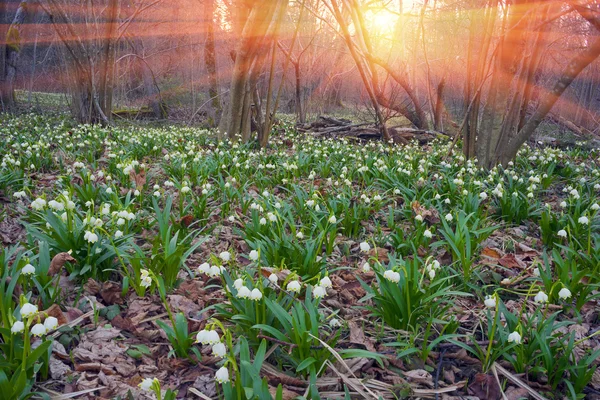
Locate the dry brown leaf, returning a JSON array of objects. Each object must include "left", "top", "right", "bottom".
[
  {"left": 468, "top": 373, "right": 501, "bottom": 400},
  {"left": 499, "top": 253, "right": 526, "bottom": 269},
  {"left": 403, "top": 369, "right": 434, "bottom": 387},
  {"left": 348, "top": 320, "right": 376, "bottom": 352},
  {"left": 100, "top": 281, "right": 124, "bottom": 305},
  {"left": 49, "top": 252, "right": 76, "bottom": 275},
  {"left": 481, "top": 247, "right": 504, "bottom": 259}
]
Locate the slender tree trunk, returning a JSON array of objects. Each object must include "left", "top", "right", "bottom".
[
  {"left": 204, "top": 0, "right": 221, "bottom": 126},
  {"left": 98, "top": 0, "right": 119, "bottom": 119},
  {"left": 3, "top": 0, "right": 36, "bottom": 110},
  {"left": 0, "top": 0, "right": 9, "bottom": 110}
]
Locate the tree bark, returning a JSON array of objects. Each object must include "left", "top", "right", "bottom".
[
  {"left": 3, "top": 0, "right": 37, "bottom": 110},
  {"left": 204, "top": 0, "right": 221, "bottom": 126},
  {"left": 98, "top": 0, "right": 119, "bottom": 119}
]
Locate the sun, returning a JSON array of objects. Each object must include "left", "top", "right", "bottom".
[{"left": 369, "top": 10, "right": 398, "bottom": 34}]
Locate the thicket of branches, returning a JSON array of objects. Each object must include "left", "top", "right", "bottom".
[{"left": 1, "top": 0, "right": 599, "bottom": 166}]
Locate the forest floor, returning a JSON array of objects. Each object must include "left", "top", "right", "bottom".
[{"left": 1, "top": 113, "right": 600, "bottom": 400}]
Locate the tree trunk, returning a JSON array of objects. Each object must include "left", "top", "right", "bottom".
[
  {"left": 218, "top": 0, "right": 280, "bottom": 141},
  {"left": 98, "top": 0, "right": 119, "bottom": 119},
  {"left": 204, "top": 0, "right": 221, "bottom": 126},
  {"left": 3, "top": 0, "right": 36, "bottom": 110},
  {"left": 0, "top": 0, "right": 9, "bottom": 110}
]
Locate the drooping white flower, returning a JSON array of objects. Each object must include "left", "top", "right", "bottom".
[
  {"left": 286, "top": 280, "right": 301, "bottom": 293},
  {"left": 445, "top": 213, "right": 453, "bottom": 222},
  {"left": 212, "top": 342, "right": 227, "bottom": 358},
  {"left": 319, "top": 276, "right": 332, "bottom": 289},
  {"left": 361, "top": 262, "right": 371, "bottom": 273},
  {"left": 313, "top": 285, "right": 327, "bottom": 299},
  {"left": 11, "top": 321, "right": 25, "bottom": 334},
  {"left": 415, "top": 214, "right": 424, "bottom": 222},
  {"left": 484, "top": 295, "right": 496, "bottom": 309},
  {"left": 84, "top": 231, "right": 98, "bottom": 243},
  {"left": 139, "top": 378, "right": 155, "bottom": 391},
  {"left": 578, "top": 216, "right": 589, "bottom": 225},
  {"left": 141, "top": 276, "right": 152, "bottom": 288},
  {"left": 558, "top": 287, "right": 572, "bottom": 300},
  {"left": 219, "top": 251, "right": 231, "bottom": 262},
  {"left": 557, "top": 229, "right": 567, "bottom": 238},
  {"left": 423, "top": 229, "right": 432, "bottom": 239},
  {"left": 328, "top": 215, "right": 337, "bottom": 224},
  {"left": 534, "top": 291, "right": 549, "bottom": 304},
  {"left": 359, "top": 242, "right": 371, "bottom": 252},
  {"left": 268, "top": 273, "right": 278, "bottom": 285},
  {"left": 233, "top": 278, "right": 244, "bottom": 290},
  {"left": 507, "top": 331, "right": 522, "bottom": 344},
  {"left": 383, "top": 270, "right": 400, "bottom": 283},
  {"left": 249, "top": 250, "right": 259, "bottom": 261},
  {"left": 198, "top": 262, "right": 210, "bottom": 275},
  {"left": 237, "top": 286, "right": 251, "bottom": 299},
  {"left": 22, "top": 264, "right": 35, "bottom": 275},
  {"left": 207, "top": 265, "right": 222, "bottom": 278},
  {"left": 215, "top": 367, "right": 230, "bottom": 383},
  {"left": 31, "top": 323, "right": 46, "bottom": 336},
  {"left": 44, "top": 316, "right": 59, "bottom": 331},
  {"left": 249, "top": 288, "right": 263, "bottom": 301},
  {"left": 20, "top": 303, "right": 38, "bottom": 318}
]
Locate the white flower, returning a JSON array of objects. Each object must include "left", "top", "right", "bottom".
[
  {"left": 141, "top": 276, "right": 152, "bottom": 288},
  {"left": 215, "top": 367, "right": 230, "bottom": 383},
  {"left": 533, "top": 267, "right": 540, "bottom": 277},
  {"left": 219, "top": 251, "right": 231, "bottom": 262},
  {"left": 445, "top": 213, "right": 453, "bottom": 222},
  {"left": 329, "top": 318, "right": 341, "bottom": 328},
  {"left": 208, "top": 265, "right": 222, "bottom": 277},
  {"left": 22, "top": 264, "right": 35, "bottom": 275},
  {"left": 361, "top": 262, "right": 371, "bottom": 273},
  {"left": 415, "top": 214, "right": 423, "bottom": 222},
  {"left": 268, "top": 273, "right": 278, "bottom": 285},
  {"left": 237, "top": 286, "right": 251, "bottom": 299},
  {"left": 558, "top": 287, "right": 572, "bottom": 300},
  {"left": 197, "top": 330, "right": 220, "bottom": 345},
  {"left": 383, "top": 270, "right": 400, "bottom": 283},
  {"left": 20, "top": 303, "right": 38, "bottom": 318},
  {"left": 534, "top": 291, "right": 548, "bottom": 304},
  {"left": 428, "top": 269, "right": 436, "bottom": 279},
  {"left": 31, "top": 198, "right": 46, "bottom": 210},
  {"left": 319, "top": 276, "right": 332, "bottom": 289},
  {"left": 423, "top": 229, "right": 432, "bottom": 239},
  {"left": 259, "top": 217, "right": 267, "bottom": 225},
  {"left": 233, "top": 278, "right": 244, "bottom": 290},
  {"left": 114, "top": 230, "right": 123, "bottom": 239},
  {"left": 296, "top": 231, "right": 304, "bottom": 239},
  {"left": 560, "top": 201, "right": 567, "bottom": 208},
  {"left": 228, "top": 215, "right": 235, "bottom": 222},
  {"left": 484, "top": 295, "right": 496, "bottom": 309},
  {"left": 507, "top": 331, "right": 522, "bottom": 344},
  {"left": 592, "top": 203, "right": 600, "bottom": 211},
  {"left": 249, "top": 250, "right": 259, "bottom": 261},
  {"left": 286, "top": 280, "right": 301, "bottom": 293},
  {"left": 313, "top": 285, "right": 327, "bottom": 299},
  {"left": 557, "top": 229, "right": 567, "bottom": 238},
  {"left": 181, "top": 186, "right": 190, "bottom": 193},
  {"left": 479, "top": 192, "right": 488, "bottom": 200},
  {"left": 328, "top": 215, "right": 337, "bottom": 224},
  {"left": 198, "top": 262, "right": 210, "bottom": 275},
  {"left": 249, "top": 288, "right": 263, "bottom": 301},
  {"left": 139, "top": 378, "right": 155, "bottom": 391},
  {"left": 44, "top": 316, "right": 58, "bottom": 331},
  {"left": 11, "top": 321, "right": 25, "bottom": 334},
  {"left": 578, "top": 216, "right": 589, "bottom": 225},
  {"left": 31, "top": 323, "right": 46, "bottom": 336},
  {"left": 212, "top": 342, "right": 227, "bottom": 358},
  {"left": 84, "top": 231, "right": 98, "bottom": 243},
  {"left": 359, "top": 242, "right": 371, "bottom": 252}
]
